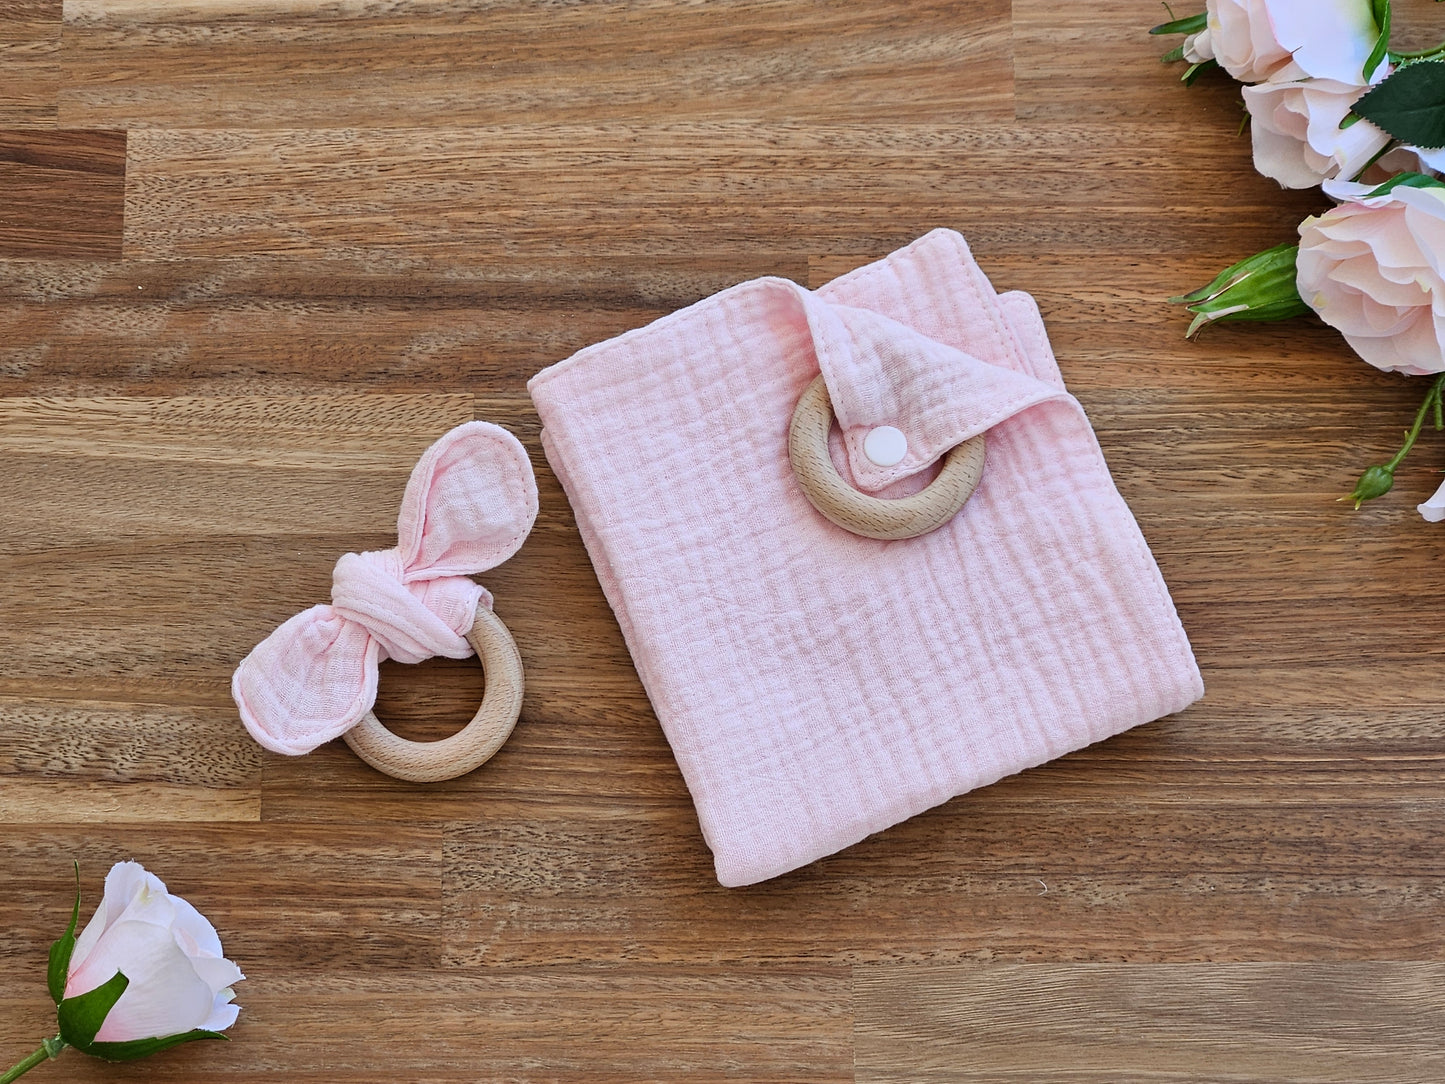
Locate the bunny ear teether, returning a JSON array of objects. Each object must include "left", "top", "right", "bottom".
[{"left": 232, "top": 421, "right": 538, "bottom": 782}]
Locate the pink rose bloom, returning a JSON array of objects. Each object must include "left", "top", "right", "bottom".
[
  {"left": 1243, "top": 76, "right": 1390, "bottom": 188},
  {"left": 64, "top": 862, "right": 243, "bottom": 1043},
  {"left": 1189, "top": 0, "right": 1379, "bottom": 84},
  {"left": 1297, "top": 180, "right": 1445, "bottom": 376}
]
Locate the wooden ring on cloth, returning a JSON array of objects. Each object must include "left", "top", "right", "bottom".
[
  {"left": 342, "top": 607, "right": 524, "bottom": 783},
  {"left": 788, "top": 374, "right": 986, "bottom": 541}
]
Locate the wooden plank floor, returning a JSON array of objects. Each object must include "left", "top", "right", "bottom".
[{"left": 3, "top": 1, "right": 1444, "bottom": 1080}]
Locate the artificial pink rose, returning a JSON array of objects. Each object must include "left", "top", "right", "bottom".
[
  {"left": 1197, "top": 0, "right": 1379, "bottom": 84},
  {"left": 1297, "top": 180, "right": 1445, "bottom": 376},
  {"left": 1242, "top": 75, "right": 1390, "bottom": 188},
  {"left": 64, "top": 862, "right": 243, "bottom": 1043}
]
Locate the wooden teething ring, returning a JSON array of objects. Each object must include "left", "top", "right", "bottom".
[
  {"left": 788, "top": 374, "right": 986, "bottom": 541},
  {"left": 342, "top": 607, "right": 524, "bottom": 783}
]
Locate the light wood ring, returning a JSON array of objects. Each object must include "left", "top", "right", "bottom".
[
  {"left": 342, "top": 607, "right": 524, "bottom": 783},
  {"left": 788, "top": 374, "right": 986, "bottom": 541}
]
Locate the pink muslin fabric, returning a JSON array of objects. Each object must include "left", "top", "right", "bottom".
[
  {"left": 233, "top": 421, "right": 538, "bottom": 756},
  {"left": 529, "top": 228, "right": 1204, "bottom": 887}
]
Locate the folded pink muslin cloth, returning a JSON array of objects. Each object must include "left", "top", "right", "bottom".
[
  {"left": 529, "top": 229, "right": 1203, "bottom": 887},
  {"left": 233, "top": 421, "right": 538, "bottom": 755}
]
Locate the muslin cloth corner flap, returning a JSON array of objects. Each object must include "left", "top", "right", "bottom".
[{"left": 529, "top": 228, "right": 1203, "bottom": 887}]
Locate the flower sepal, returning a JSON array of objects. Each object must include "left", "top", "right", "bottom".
[
  {"left": 56, "top": 972, "right": 129, "bottom": 1054},
  {"left": 82, "top": 1029, "right": 229, "bottom": 1065},
  {"left": 1150, "top": 9, "right": 1217, "bottom": 81},
  {"left": 1149, "top": 11, "right": 1207, "bottom": 37},
  {"left": 1170, "top": 242, "right": 1311, "bottom": 337},
  {"left": 45, "top": 866, "right": 80, "bottom": 1007}
]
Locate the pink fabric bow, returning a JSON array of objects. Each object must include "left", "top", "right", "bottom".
[{"left": 233, "top": 422, "right": 538, "bottom": 755}]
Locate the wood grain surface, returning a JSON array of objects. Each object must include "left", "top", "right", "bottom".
[
  {"left": 0, "top": 130, "right": 124, "bottom": 258},
  {"left": 2, "top": 1, "right": 1444, "bottom": 1081}
]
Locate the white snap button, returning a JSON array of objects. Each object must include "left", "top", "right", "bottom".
[{"left": 863, "top": 425, "right": 908, "bottom": 467}]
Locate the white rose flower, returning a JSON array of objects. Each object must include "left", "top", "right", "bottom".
[
  {"left": 1297, "top": 179, "right": 1445, "bottom": 376},
  {"left": 63, "top": 862, "right": 244, "bottom": 1043},
  {"left": 1243, "top": 74, "right": 1391, "bottom": 188},
  {"left": 1204, "top": 0, "right": 1380, "bottom": 84}
]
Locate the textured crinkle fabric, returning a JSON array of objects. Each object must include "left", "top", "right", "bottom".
[
  {"left": 529, "top": 229, "right": 1204, "bottom": 887},
  {"left": 233, "top": 421, "right": 538, "bottom": 756}
]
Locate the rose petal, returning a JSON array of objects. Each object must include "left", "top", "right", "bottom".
[
  {"left": 1345, "top": 309, "right": 1439, "bottom": 373},
  {"left": 1248, "top": 98, "right": 1326, "bottom": 188},
  {"left": 1418, "top": 476, "right": 1445, "bottom": 522},
  {"left": 1330, "top": 254, "right": 1429, "bottom": 310},
  {"left": 67, "top": 897, "right": 109, "bottom": 981},
  {"left": 184, "top": 947, "right": 245, "bottom": 993},
  {"left": 1243, "top": 76, "right": 1386, "bottom": 188},
  {"left": 1183, "top": 27, "right": 1214, "bottom": 64},
  {"left": 67, "top": 863, "right": 174, "bottom": 991},
  {"left": 1212, "top": 0, "right": 1292, "bottom": 82},
  {"left": 199, "top": 989, "right": 241, "bottom": 1033},
  {"left": 1408, "top": 145, "right": 1445, "bottom": 174},
  {"left": 1270, "top": 0, "right": 1378, "bottom": 84},
  {"left": 168, "top": 894, "right": 224, "bottom": 960}
]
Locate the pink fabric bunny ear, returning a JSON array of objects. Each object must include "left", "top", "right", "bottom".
[
  {"left": 397, "top": 421, "right": 539, "bottom": 580},
  {"left": 233, "top": 421, "right": 538, "bottom": 756},
  {"left": 232, "top": 606, "right": 381, "bottom": 755}
]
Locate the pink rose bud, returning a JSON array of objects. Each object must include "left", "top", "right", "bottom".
[
  {"left": 1170, "top": 242, "right": 1309, "bottom": 338},
  {"left": 63, "top": 862, "right": 243, "bottom": 1045}
]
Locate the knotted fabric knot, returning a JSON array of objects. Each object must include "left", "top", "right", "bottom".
[
  {"left": 330, "top": 548, "right": 484, "bottom": 665},
  {"left": 232, "top": 422, "right": 539, "bottom": 756}
]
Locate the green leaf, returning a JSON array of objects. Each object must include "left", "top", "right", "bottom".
[
  {"left": 57, "top": 971, "right": 128, "bottom": 1051},
  {"left": 1150, "top": 12, "right": 1207, "bottom": 35},
  {"left": 1365, "top": 169, "right": 1445, "bottom": 196},
  {"left": 1160, "top": 43, "right": 1186, "bottom": 64},
  {"left": 1354, "top": 60, "right": 1445, "bottom": 148},
  {"left": 46, "top": 864, "right": 81, "bottom": 1006},
  {"left": 1364, "top": 0, "right": 1393, "bottom": 81},
  {"left": 1182, "top": 59, "right": 1218, "bottom": 86},
  {"left": 86, "top": 1030, "right": 229, "bottom": 1064}
]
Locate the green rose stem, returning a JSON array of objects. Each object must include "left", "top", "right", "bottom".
[
  {"left": 1390, "top": 43, "right": 1445, "bottom": 63},
  {"left": 1346, "top": 371, "right": 1445, "bottom": 507},
  {"left": 0, "top": 1037, "right": 67, "bottom": 1083}
]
